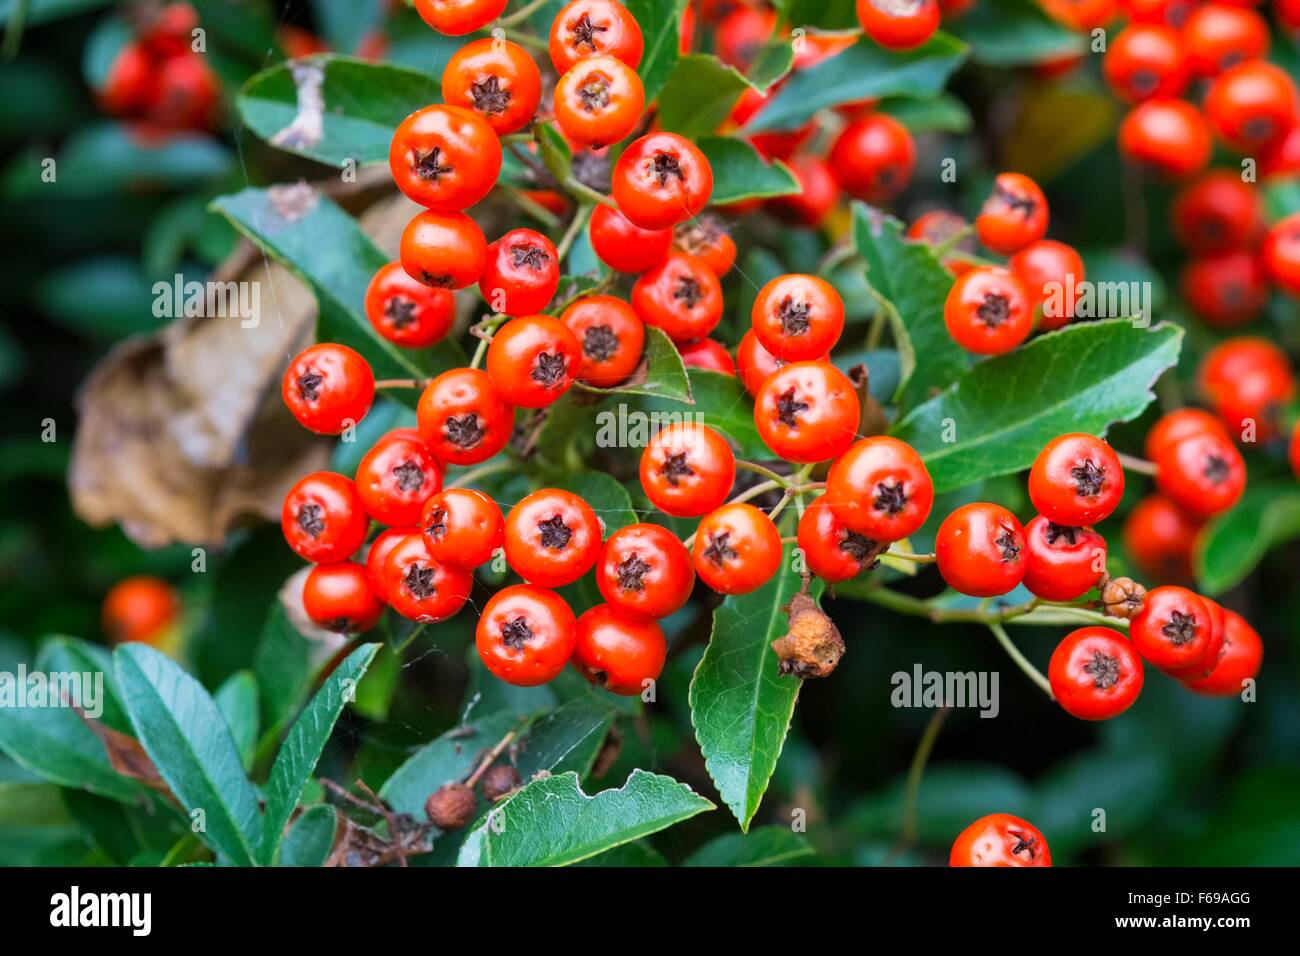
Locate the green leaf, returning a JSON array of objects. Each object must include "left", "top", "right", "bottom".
[
  {"left": 0, "top": 0, "right": 113, "bottom": 26},
  {"left": 690, "top": 554, "right": 814, "bottom": 830},
  {"left": 746, "top": 34, "right": 969, "bottom": 132},
  {"left": 279, "top": 804, "right": 338, "bottom": 867},
  {"left": 568, "top": 472, "right": 638, "bottom": 534},
  {"left": 637, "top": 368, "right": 768, "bottom": 460},
  {"left": 456, "top": 769, "right": 713, "bottom": 866},
  {"left": 953, "top": 0, "right": 1084, "bottom": 66},
  {"left": 252, "top": 604, "right": 315, "bottom": 737},
  {"left": 210, "top": 186, "right": 466, "bottom": 398},
  {"left": 699, "top": 136, "right": 799, "bottom": 206},
  {"left": 682, "top": 826, "right": 814, "bottom": 866},
  {"left": 852, "top": 204, "right": 970, "bottom": 412},
  {"left": 214, "top": 671, "right": 259, "bottom": 772},
  {"left": 261, "top": 643, "right": 379, "bottom": 864},
  {"left": 628, "top": 0, "right": 688, "bottom": 101},
  {"left": 38, "top": 637, "right": 130, "bottom": 734},
  {"left": 115, "top": 644, "right": 263, "bottom": 866},
  {"left": 577, "top": 326, "right": 693, "bottom": 401},
  {"left": 893, "top": 320, "right": 1183, "bottom": 493},
  {"left": 513, "top": 696, "right": 619, "bottom": 779},
  {"left": 747, "top": 39, "right": 795, "bottom": 92},
  {"left": 657, "top": 54, "right": 752, "bottom": 138},
  {"left": 1195, "top": 483, "right": 1300, "bottom": 596},
  {"left": 237, "top": 55, "right": 432, "bottom": 167},
  {"left": 878, "top": 93, "right": 973, "bottom": 134}
]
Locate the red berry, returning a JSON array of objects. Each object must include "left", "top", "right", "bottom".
[
  {"left": 753, "top": 361, "right": 860, "bottom": 464},
  {"left": 282, "top": 472, "right": 369, "bottom": 564},
  {"left": 935, "top": 502, "right": 1026, "bottom": 597},
  {"left": 562, "top": 294, "right": 646, "bottom": 387},
  {"left": 975, "top": 173, "right": 1049, "bottom": 255},
  {"left": 631, "top": 252, "right": 723, "bottom": 343},
  {"left": 1144, "top": 408, "right": 1229, "bottom": 461},
  {"left": 1040, "top": 0, "right": 1118, "bottom": 30},
  {"left": 1169, "top": 593, "right": 1227, "bottom": 677},
  {"left": 1170, "top": 171, "right": 1261, "bottom": 253},
  {"left": 855, "top": 0, "right": 940, "bottom": 51},
  {"left": 612, "top": 133, "right": 713, "bottom": 230},
  {"left": 102, "top": 576, "right": 178, "bottom": 645},
  {"left": 282, "top": 343, "right": 375, "bottom": 435},
  {"left": 824, "top": 436, "right": 934, "bottom": 542},
  {"left": 943, "top": 266, "right": 1033, "bottom": 355},
  {"left": 692, "top": 503, "right": 783, "bottom": 595},
  {"left": 1182, "top": 3, "right": 1269, "bottom": 77},
  {"left": 503, "top": 488, "right": 602, "bottom": 587},
  {"left": 736, "top": 328, "right": 826, "bottom": 398},
  {"left": 1021, "top": 516, "right": 1107, "bottom": 601},
  {"left": 1123, "top": 493, "right": 1202, "bottom": 580},
  {"left": 303, "top": 563, "right": 384, "bottom": 633},
  {"left": 1007, "top": 239, "right": 1086, "bottom": 332},
  {"left": 750, "top": 273, "right": 845, "bottom": 361},
  {"left": 414, "top": 0, "right": 508, "bottom": 36},
  {"left": 416, "top": 367, "right": 515, "bottom": 466},
  {"left": 673, "top": 216, "right": 736, "bottom": 276},
  {"left": 365, "top": 526, "right": 417, "bottom": 599},
  {"left": 389, "top": 105, "right": 502, "bottom": 211},
  {"left": 596, "top": 523, "right": 694, "bottom": 620},
  {"left": 1198, "top": 336, "right": 1296, "bottom": 439},
  {"left": 553, "top": 55, "right": 645, "bottom": 147},
  {"left": 571, "top": 604, "right": 667, "bottom": 695},
  {"left": 640, "top": 422, "right": 735, "bottom": 518},
  {"left": 421, "top": 487, "right": 504, "bottom": 569},
  {"left": 950, "top": 814, "right": 1052, "bottom": 867},
  {"left": 1048, "top": 626, "right": 1144, "bottom": 720},
  {"left": 1104, "top": 24, "right": 1189, "bottom": 102},
  {"left": 549, "top": 0, "right": 644, "bottom": 73},
  {"left": 400, "top": 210, "right": 488, "bottom": 290},
  {"left": 486, "top": 314, "right": 582, "bottom": 408},
  {"left": 1204, "top": 60, "right": 1299, "bottom": 151},
  {"left": 478, "top": 229, "right": 560, "bottom": 316},
  {"left": 1153, "top": 430, "right": 1246, "bottom": 517},
  {"left": 796, "top": 499, "right": 881, "bottom": 583},
  {"left": 1180, "top": 249, "right": 1268, "bottom": 327},
  {"left": 1118, "top": 99, "right": 1212, "bottom": 177},
  {"left": 827, "top": 114, "right": 916, "bottom": 203},
  {"left": 383, "top": 533, "right": 473, "bottom": 622},
  {"left": 1262, "top": 211, "right": 1300, "bottom": 294},
  {"left": 1181, "top": 607, "right": 1262, "bottom": 695},
  {"left": 1028, "top": 433, "right": 1125, "bottom": 526},
  {"left": 475, "top": 584, "right": 576, "bottom": 686},
  {"left": 767, "top": 155, "right": 839, "bottom": 227},
  {"left": 677, "top": 338, "right": 736, "bottom": 375},
  {"left": 440, "top": 37, "right": 542, "bottom": 135},
  {"left": 1129, "top": 585, "right": 1216, "bottom": 671},
  {"left": 354, "top": 428, "right": 443, "bottom": 526},
  {"left": 589, "top": 203, "right": 672, "bottom": 273},
  {"left": 365, "top": 261, "right": 456, "bottom": 348}
]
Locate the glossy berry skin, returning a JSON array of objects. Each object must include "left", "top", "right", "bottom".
[
  {"left": 677, "top": 338, "right": 736, "bottom": 375},
  {"left": 640, "top": 423, "right": 736, "bottom": 518},
  {"left": 383, "top": 534, "right": 473, "bottom": 622},
  {"left": 1117, "top": 99, "right": 1211, "bottom": 177},
  {"left": 767, "top": 156, "right": 839, "bottom": 227},
  {"left": 282, "top": 472, "right": 369, "bottom": 564},
  {"left": 1103, "top": 24, "right": 1189, "bottom": 102},
  {"left": 1123, "top": 493, "right": 1201, "bottom": 580},
  {"left": 751, "top": 274, "right": 845, "bottom": 361},
  {"left": 1170, "top": 171, "right": 1261, "bottom": 253},
  {"left": 1007, "top": 240, "right": 1085, "bottom": 332},
  {"left": 1144, "top": 408, "right": 1228, "bottom": 460},
  {"left": 365, "top": 262, "right": 456, "bottom": 348},
  {"left": 943, "top": 266, "right": 1033, "bottom": 355},
  {"left": 737, "top": 330, "right": 783, "bottom": 397},
  {"left": 1182, "top": 608, "right": 1262, "bottom": 695},
  {"left": 949, "top": 814, "right": 1052, "bottom": 868},
  {"left": 400, "top": 210, "right": 488, "bottom": 290},
  {"left": 389, "top": 105, "right": 502, "bottom": 212},
  {"left": 366, "top": 526, "right": 417, "bottom": 599},
  {"left": 1182, "top": 3, "right": 1269, "bottom": 76},
  {"left": 1021, "top": 516, "right": 1107, "bottom": 601},
  {"left": 440, "top": 38, "right": 541, "bottom": 135},
  {"left": 282, "top": 343, "right": 375, "bottom": 435},
  {"left": 827, "top": 114, "right": 915, "bottom": 203},
  {"left": 612, "top": 133, "right": 713, "bottom": 230},
  {"left": 303, "top": 563, "right": 384, "bottom": 633},
  {"left": 1040, "top": 0, "right": 1117, "bottom": 30},
  {"left": 797, "top": 499, "right": 881, "bottom": 583},
  {"left": 354, "top": 428, "right": 444, "bottom": 527},
  {"left": 754, "top": 361, "right": 860, "bottom": 463},
  {"left": 414, "top": 0, "right": 507, "bottom": 36},
  {"left": 1028, "top": 433, "right": 1125, "bottom": 526},
  {"left": 1181, "top": 250, "right": 1267, "bottom": 328},
  {"left": 824, "top": 436, "right": 934, "bottom": 543},
  {"left": 855, "top": 0, "right": 940, "bottom": 51},
  {"left": 589, "top": 204, "right": 673, "bottom": 273},
  {"left": 1198, "top": 336, "right": 1295, "bottom": 439},
  {"left": 631, "top": 252, "right": 723, "bottom": 343},
  {"left": 478, "top": 229, "right": 560, "bottom": 316},
  {"left": 1204, "top": 60, "right": 1299, "bottom": 150},
  {"left": 572, "top": 604, "right": 667, "bottom": 695},
  {"left": 597, "top": 523, "right": 694, "bottom": 620},
  {"left": 549, "top": 0, "right": 645, "bottom": 73},
  {"left": 503, "top": 488, "right": 602, "bottom": 588},
  {"left": 102, "top": 576, "right": 179, "bottom": 645},
  {"left": 417, "top": 367, "right": 514, "bottom": 466},
  {"left": 935, "top": 502, "right": 1026, "bottom": 598},
  {"left": 562, "top": 294, "right": 645, "bottom": 387},
  {"left": 475, "top": 584, "right": 576, "bottom": 686},
  {"left": 976, "top": 173, "right": 1048, "bottom": 255},
  {"left": 674, "top": 217, "right": 736, "bottom": 277},
  {"left": 554, "top": 55, "right": 645, "bottom": 147},
  {"left": 1262, "top": 212, "right": 1300, "bottom": 294},
  {"left": 692, "top": 503, "right": 783, "bottom": 595},
  {"left": 421, "top": 487, "right": 504, "bottom": 569},
  {"left": 1153, "top": 431, "right": 1246, "bottom": 517},
  {"left": 486, "top": 315, "right": 582, "bottom": 408},
  {"left": 1173, "top": 595, "right": 1226, "bottom": 678},
  {"left": 1130, "top": 585, "right": 1216, "bottom": 671},
  {"left": 1047, "top": 627, "right": 1144, "bottom": 721},
  {"left": 1261, "top": 122, "right": 1300, "bottom": 178}
]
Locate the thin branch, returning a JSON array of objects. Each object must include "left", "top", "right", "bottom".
[{"left": 989, "top": 622, "right": 1054, "bottom": 698}]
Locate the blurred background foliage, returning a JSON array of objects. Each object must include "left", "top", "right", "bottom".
[{"left": 0, "top": 0, "right": 1297, "bottom": 866}]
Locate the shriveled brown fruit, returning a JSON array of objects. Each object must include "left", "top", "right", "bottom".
[
  {"left": 425, "top": 782, "right": 477, "bottom": 830},
  {"left": 771, "top": 585, "right": 845, "bottom": 678},
  {"left": 1101, "top": 576, "right": 1147, "bottom": 620},
  {"left": 479, "top": 764, "right": 521, "bottom": 802}
]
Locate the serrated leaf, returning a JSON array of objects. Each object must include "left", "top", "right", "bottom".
[
  {"left": 456, "top": 769, "right": 713, "bottom": 866},
  {"left": 852, "top": 203, "right": 970, "bottom": 412},
  {"left": 214, "top": 671, "right": 259, "bottom": 772},
  {"left": 892, "top": 320, "right": 1183, "bottom": 493},
  {"left": 115, "top": 644, "right": 262, "bottom": 866},
  {"left": 237, "top": 55, "right": 431, "bottom": 167},
  {"left": 1195, "top": 483, "right": 1300, "bottom": 596},
  {"left": 746, "top": 33, "right": 968, "bottom": 132},
  {"left": 210, "top": 186, "right": 466, "bottom": 402},
  {"left": 682, "top": 825, "right": 814, "bottom": 866},
  {"left": 690, "top": 555, "right": 815, "bottom": 830},
  {"left": 657, "top": 54, "right": 752, "bottom": 138},
  {"left": 953, "top": 0, "right": 1084, "bottom": 66},
  {"left": 628, "top": 0, "right": 688, "bottom": 101},
  {"left": 261, "top": 642, "right": 379, "bottom": 864},
  {"left": 577, "top": 325, "right": 693, "bottom": 401},
  {"left": 700, "top": 136, "right": 799, "bottom": 206}
]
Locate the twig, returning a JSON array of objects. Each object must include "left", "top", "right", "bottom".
[
  {"left": 1116, "top": 451, "right": 1158, "bottom": 477},
  {"left": 989, "top": 622, "right": 1054, "bottom": 698}
]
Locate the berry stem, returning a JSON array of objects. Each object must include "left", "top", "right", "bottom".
[
  {"left": 931, "top": 223, "right": 975, "bottom": 259},
  {"left": 885, "top": 705, "right": 949, "bottom": 862},
  {"left": 1116, "top": 451, "right": 1158, "bottom": 477},
  {"left": 556, "top": 203, "right": 594, "bottom": 262},
  {"left": 502, "top": 28, "right": 547, "bottom": 52},
  {"left": 498, "top": 184, "right": 562, "bottom": 230},
  {"left": 446, "top": 460, "right": 513, "bottom": 489},
  {"left": 988, "top": 622, "right": 1054, "bottom": 699},
  {"left": 735, "top": 459, "right": 793, "bottom": 487},
  {"left": 727, "top": 478, "right": 782, "bottom": 506},
  {"left": 562, "top": 175, "right": 617, "bottom": 209},
  {"left": 375, "top": 378, "right": 430, "bottom": 390},
  {"left": 495, "top": 0, "right": 552, "bottom": 28},
  {"left": 884, "top": 548, "right": 937, "bottom": 564},
  {"left": 464, "top": 728, "right": 520, "bottom": 789}
]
